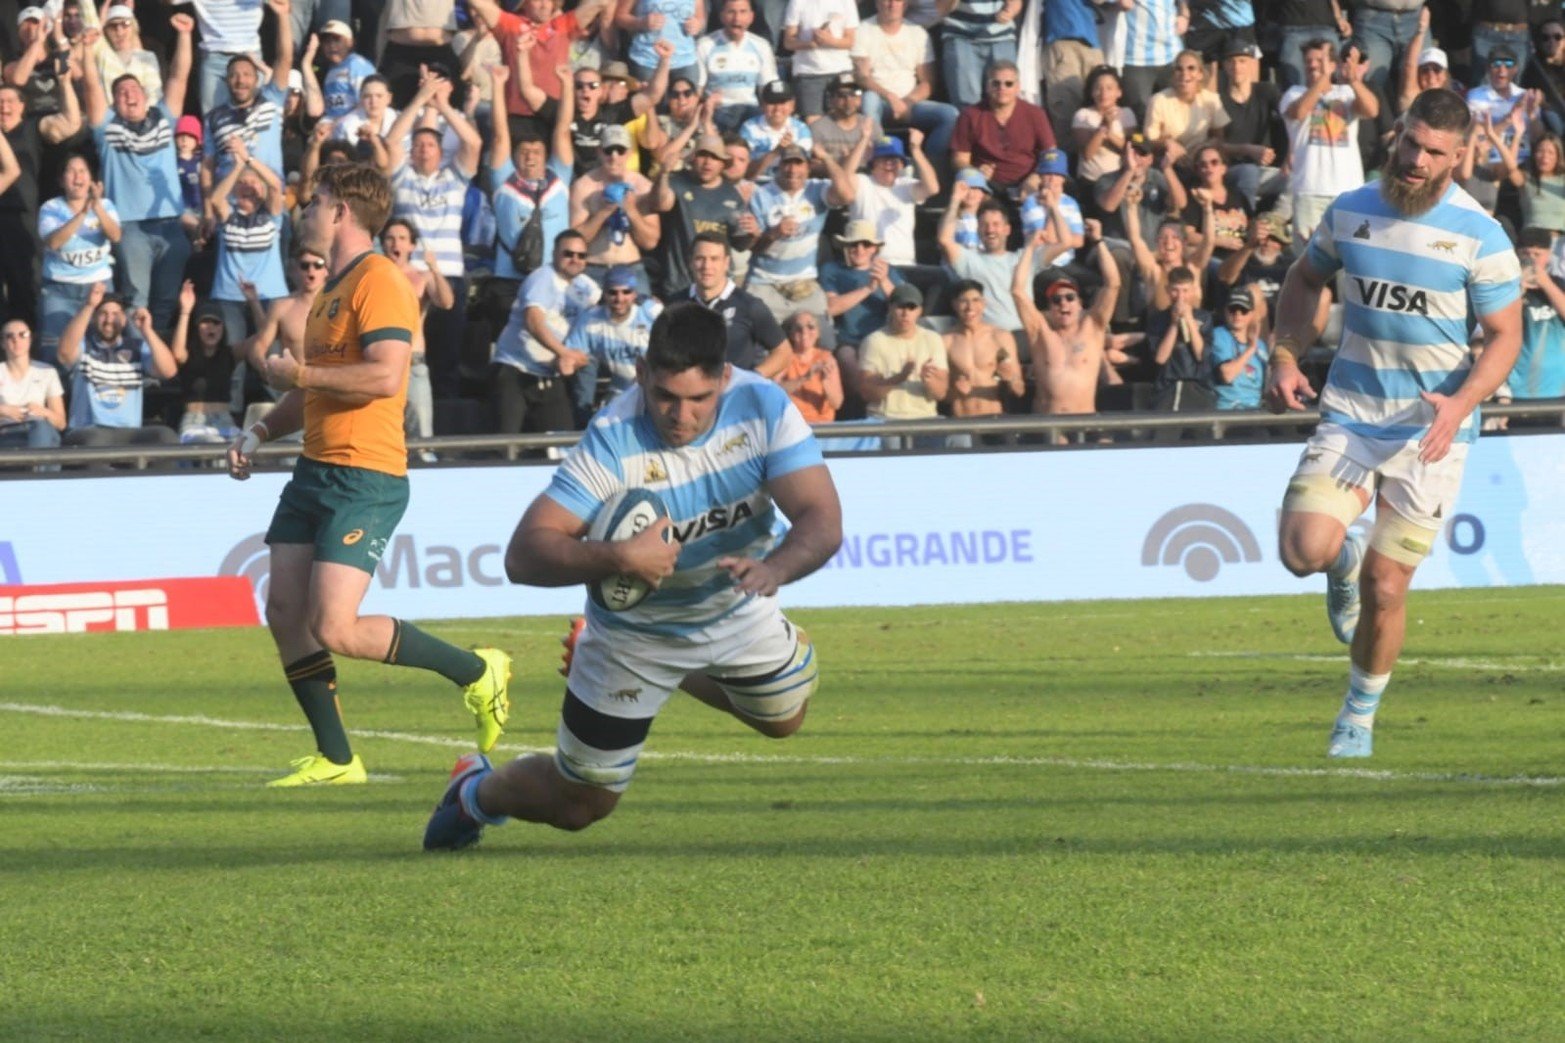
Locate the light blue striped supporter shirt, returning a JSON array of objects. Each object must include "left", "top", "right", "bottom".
[
  {"left": 392, "top": 162, "right": 473, "bottom": 278},
  {"left": 1121, "top": 0, "right": 1181, "bottom": 69},
  {"left": 942, "top": 0, "right": 1016, "bottom": 42},
  {"left": 212, "top": 210, "right": 288, "bottom": 301},
  {"left": 1305, "top": 182, "right": 1522, "bottom": 444},
  {"left": 749, "top": 179, "right": 833, "bottom": 284},
  {"left": 546, "top": 368, "right": 826, "bottom": 637},
  {"left": 204, "top": 83, "right": 288, "bottom": 181},
  {"left": 94, "top": 102, "right": 183, "bottom": 222},
  {"left": 739, "top": 115, "right": 813, "bottom": 162},
  {"left": 566, "top": 298, "right": 665, "bottom": 403},
  {"left": 190, "top": 0, "right": 264, "bottom": 55},
  {"left": 698, "top": 31, "right": 778, "bottom": 108},
  {"left": 39, "top": 196, "right": 119, "bottom": 284}
]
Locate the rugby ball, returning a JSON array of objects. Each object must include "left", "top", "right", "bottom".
[{"left": 586, "top": 488, "right": 673, "bottom": 612}]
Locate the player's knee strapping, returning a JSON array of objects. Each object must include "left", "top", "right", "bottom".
[
  {"left": 1282, "top": 472, "right": 1365, "bottom": 528},
  {"left": 716, "top": 628, "right": 819, "bottom": 722},
  {"left": 553, "top": 690, "right": 653, "bottom": 793},
  {"left": 1369, "top": 508, "right": 1439, "bottom": 567}
]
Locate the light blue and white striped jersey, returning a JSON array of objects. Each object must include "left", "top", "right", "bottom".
[
  {"left": 739, "top": 115, "right": 813, "bottom": 163},
  {"left": 189, "top": 0, "right": 264, "bottom": 54},
  {"left": 392, "top": 162, "right": 472, "bottom": 277},
  {"left": 204, "top": 83, "right": 287, "bottom": 181},
  {"left": 39, "top": 195, "right": 119, "bottom": 284},
  {"left": 1020, "top": 192, "right": 1084, "bottom": 266},
  {"left": 749, "top": 179, "right": 833, "bottom": 284},
  {"left": 211, "top": 210, "right": 288, "bottom": 302},
  {"left": 545, "top": 367, "right": 826, "bottom": 637},
  {"left": 323, "top": 53, "right": 378, "bottom": 121},
  {"left": 698, "top": 31, "right": 778, "bottom": 108},
  {"left": 566, "top": 298, "right": 664, "bottom": 401},
  {"left": 94, "top": 102, "right": 183, "bottom": 222},
  {"left": 1305, "top": 182, "right": 1522, "bottom": 444},
  {"left": 1120, "top": 0, "right": 1181, "bottom": 68},
  {"left": 942, "top": 0, "right": 1017, "bottom": 42},
  {"left": 68, "top": 333, "right": 154, "bottom": 429}
]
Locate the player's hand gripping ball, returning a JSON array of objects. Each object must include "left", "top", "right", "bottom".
[{"left": 587, "top": 488, "right": 673, "bottom": 611}]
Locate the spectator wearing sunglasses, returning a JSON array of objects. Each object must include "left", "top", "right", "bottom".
[
  {"left": 1471, "top": 4, "right": 1535, "bottom": 89},
  {"left": 563, "top": 264, "right": 664, "bottom": 422},
  {"left": 568, "top": 124, "right": 660, "bottom": 292},
  {"left": 1467, "top": 46, "right": 1543, "bottom": 169},
  {"left": 1525, "top": 21, "right": 1565, "bottom": 133},
  {"left": 951, "top": 58, "right": 1055, "bottom": 192},
  {"left": 1209, "top": 284, "right": 1268, "bottom": 412}
]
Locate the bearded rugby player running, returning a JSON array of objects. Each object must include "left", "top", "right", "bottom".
[{"left": 1265, "top": 89, "right": 1523, "bottom": 759}]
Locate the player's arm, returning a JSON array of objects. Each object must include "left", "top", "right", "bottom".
[
  {"left": 1419, "top": 296, "right": 1524, "bottom": 463},
  {"left": 228, "top": 388, "right": 305, "bottom": 479},
  {"left": 265, "top": 335, "right": 413, "bottom": 402},
  {"left": 717, "top": 463, "right": 843, "bottom": 596},
  {"left": 1264, "top": 254, "right": 1331, "bottom": 412},
  {"left": 504, "top": 493, "right": 676, "bottom": 587}
]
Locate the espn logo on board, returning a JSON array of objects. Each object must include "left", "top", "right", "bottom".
[{"left": 0, "top": 578, "right": 260, "bottom": 635}]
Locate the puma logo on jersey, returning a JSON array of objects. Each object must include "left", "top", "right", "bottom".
[
  {"left": 1352, "top": 278, "right": 1429, "bottom": 315},
  {"left": 1429, "top": 239, "right": 1459, "bottom": 254}
]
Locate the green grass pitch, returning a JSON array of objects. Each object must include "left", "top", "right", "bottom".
[{"left": 2, "top": 589, "right": 1564, "bottom": 1042}]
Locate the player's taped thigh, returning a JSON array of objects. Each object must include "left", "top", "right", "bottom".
[
  {"left": 553, "top": 689, "right": 654, "bottom": 794},
  {"left": 1282, "top": 472, "right": 1367, "bottom": 528},
  {"left": 714, "top": 627, "right": 819, "bottom": 722},
  {"left": 1368, "top": 506, "right": 1439, "bottom": 567}
]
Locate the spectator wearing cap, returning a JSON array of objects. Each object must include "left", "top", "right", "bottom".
[
  {"left": 0, "top": 318, "right": 66, "bottom": 453},
  {"left": 38, "top": 153, "right": 120, "bottom": 365},
  {"left": 568, "top": 122, "right": 659, "bottom": 291},
  {"left": 1143, "top": 49, "right": 1230, "bottom": 169},
  {"left": 951, "top": 58, "right": 1056, "bottom": 192},
  {"left": 808, "top": 71, "right": 880, "bottom": 174},
  {"left": 170, "top": 282, "right": 243, "bottom": 443},
  {"left": 539, "top": 61, "right": 665, "bottom": 179},
  {"left": 465, "top": 0, "right": 609, "bottom": 127},
  {"left": 202, "top": 0, "right": 295, "bottom": 191},
  {"left": 652, "top": 132, "right": 755, "bottom": 298},
  {"left": 386, "top": 70, "right": 483, "bottom": 399},
  {"left": 563, "top": 264, "right": 664, "bottom": 421},
  {"left": 175, "top": 115, "right": 204, "bottom": 226},
  {"left": 6, "top": 4, "right": 74, "bottom": 121},
  {"left": 57, "top": 283, "right": 180, "bottom": 448},
  {"left": 1354, "top": 0, "right": 1430, "bottom": 98},
  {"left": 857, "top": 281, "right": 950, "bottom": 447},
  {"left": 851, "top": 0, "right": 957, "bottom": 176},
  {"left": 747, "top": 138, "right": 863, "bottom": 346},
  {"left": 189, "top": 0, "right": 271, "bottom": 112},
  {"left": 1514, "top": 227, "right": 1565, "bottom": 401},
  {"left": 1209, "top": 283, "right": 1268, "bottom": 412},
  {"left": 208, "top": 134, "right": 289, "bottom": 350},
  {"left": 697, "top": 0, "right": 778, "bottom": 133},
  {"left": 820, "top": 217, "right": 905, "bottom": 350},
  {"left": 741, "top": 79, "right": 813, "bottom": 178},
  {"left": 949, "top": 166, "right": 989, "bottom": 250},
  {"left": 685, "top": 229, "right": 790, "bottom": 375},
  {"left": 300, "top": 19, "right": 376, "bottom": 121},
  {"left": 1020, "top": 149, "right": 1085, "bottom": 267},
  {"left": 782, "top": 0, "right": 858, "bottom": 118},
  {"left": 940, "top": 0, "right": 1020, "bottom": 110},
  {"left": 82, "top": 11, "right": 194, "bottom": 333},
  {"left": 482, "top": 63, "right": 572, "bottom": 342},
  {"left": 1218, "top": 41, "right": 1284, "bottom": 210},
  {"left": 1215, "top": 207, "right": 1290, "bottom": 313},
  {"left": 493, "top": 228, "right": 602, "bottom": 434},
  {"left": 1280, "top": 37, "right": 1376, "bottom": 245},
  {"left": 96, "top": 4, "right": 164, "bottom": 107},
  {"left": 616, "top": 0, "right": 704, "bottom": 89},
  {"left": 1181, "top": 0, "right": 1256, "bottom": 70},
  {"left": 846, "top": 130, "right": 937, "bottom": 274},
  {"left": 1469, "top": 46, "right": 1543, "bottom": 172}
]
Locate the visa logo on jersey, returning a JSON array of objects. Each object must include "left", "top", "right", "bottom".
[
  {"left": 670, "top": 500, "right": 757, "bottom": 543},
  {"left": 1352, "top": 278, "right": 1429, "bottom": 315}
]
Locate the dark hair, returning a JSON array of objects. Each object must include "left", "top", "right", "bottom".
[
  {"left": 950, "top": 279, "right": 985, "bottom": 298},
  {"left": 410, "top": 126, "right": 443, "bottom": 146},
  {"left": 381, "top": 217, "right": 419, "bottom": 242},
  {"left": 645, "top": 300, "right": 727, "bottom": 376},
  {"left": 59, "top": 150, "right": 96, "bottom": 181},
  {"left": 720, "top": 131, "right": 748, "bottom": 152},
  {"left": 320, "top": 140, "right": 355, "bottom": 165},
  {"left": 1529, "top": 132, "right": 1565, "bottom": 185},
  {"left": 975, "top": 199, "right": 1011, "bottom": 223},
  {"left": 690, "top": 229, "right": 731, "bottom": 256},
  {"left": 1193, "top": 142, "right": 1225, "bottom": 168},
  {"left": 555, "top": 228, "right": 587, "bottom": 250},
  {"left": 1519, "top": 226, "right": 1553, "bottom": 250},
  {"left": 1083, "top": 65, "right": 1121, "bottom": 103},
  {"left": 1301, "top": 36, "right": 1334, "bottom": 58},
  {"left": 1167, "top": 266, "right": 1197, "bottom": 287},
  {"left": 669, "top": 75, "right": 697, "bottom": 93},
  {"left": 515, "top": 128, "right": 547, "bottom": 147},
  {"left": 360, "top": 74, "right": 391, "bottom": 94},
  {"left": 1406, "top": 87, "right": 1472, "bottom": 134},
  {"left": 109, "top": 73, "right": 144, "bottom": 96}
]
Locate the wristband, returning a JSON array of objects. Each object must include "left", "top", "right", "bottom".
[
  {"left": 238, "top": 429, "right": 261, "bottom": 457},
  {"left": 252, "top": 419, "right": 270, "bottom": 441},
  {"left": 1270, "top": 345, "right": 1298, "bottom": 367}
]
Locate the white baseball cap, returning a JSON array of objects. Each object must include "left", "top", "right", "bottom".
[
  {"left": 103, "top": 4, "right": 135, "bottom": 23},
  {"left": 16, "top": 6, "right": 44, "bottom": 24},
  {"left": 1418, "top": 47, "right": 1448, "bottom": 70}
]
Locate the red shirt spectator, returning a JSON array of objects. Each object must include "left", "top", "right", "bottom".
[
  {"left": 470, "top": 0, "right": 607, "bottom": 117},
  {"left": 951, "top": 60, "right": 1056, "bottom": 189}
]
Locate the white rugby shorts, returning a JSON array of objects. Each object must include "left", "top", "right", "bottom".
[{"left": 1290, "top": 422, "right": 1469, "bottom": 530}]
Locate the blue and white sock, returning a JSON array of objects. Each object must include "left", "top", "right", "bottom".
[
  {"left": 1338, "top": 665, "right": 1390, "bottom": 729},
  {"left": 1328, "top": 533, "right": 1360, "bottom": 580},
  {"left": 459, "top": 772, "right": 510, "bottom": 826}
]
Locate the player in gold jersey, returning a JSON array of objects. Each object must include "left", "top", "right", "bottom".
[{"left": 226, "top": 163, "right": 512, "bottom": 788}]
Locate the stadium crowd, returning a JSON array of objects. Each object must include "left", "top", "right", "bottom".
[{"left": 1, "top": 0, "right": 1564, "bottom": 459}]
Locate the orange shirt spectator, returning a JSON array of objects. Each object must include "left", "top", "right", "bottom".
[{"left": 776, "top": 312, "right": 843, "bottom": 421}]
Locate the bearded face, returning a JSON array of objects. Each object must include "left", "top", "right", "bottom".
[{"left": 1379, "top": 120, "right": 1464, "bottom": 217}]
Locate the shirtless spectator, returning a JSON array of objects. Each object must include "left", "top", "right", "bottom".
[
  {"left": 943, "top": 279, "right": 1023, "bottom": 440},
  {"left": 239, "top": 247, "right": 329, "bottom": 426},
  {"left": 1012, "top": 231, "right": 1119, "bottom": 432},
  {"left": 568, "top": 125, "right": 659, "bottom": 291},
  {"left": 381, "top": 218, "right": 455, "bottom": 459},
  {"left": 380, "top": 0, "right": 461, "bottom": 108}
]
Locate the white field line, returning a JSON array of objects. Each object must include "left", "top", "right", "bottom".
[
  {"left": 0, "top": 759, "right": 403, "bottom": 782},
  {"left": 1, "top": 701, "right": 1561, "bottom": 789},
  {"left": 1190, "top": 651, "right": 1565, "bottom": 673}
]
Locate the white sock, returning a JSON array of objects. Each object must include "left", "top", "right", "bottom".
[{"left": 1339, "top": 664, "right": 1390, "bottom": 729}]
